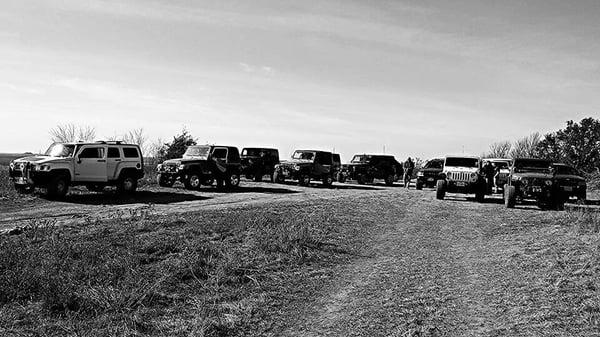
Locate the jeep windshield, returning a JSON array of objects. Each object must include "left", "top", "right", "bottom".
[
  {"left": 445, "top": 158, "right": 479, "bottom": 168},
  {"left": 292, "top": 151, "right": 315, "bottom": 161},
  {"left": 241, "top": 148, "right": 263, "bottom": 157},
  {"left": 424, "top": 159, "right": 443, "bottom": 169},
  {"left": 491, "top": 161, "right": 510, "bottom": 169},
  {"left": 351, "top": 155, "right": 370, "bottom": 163},
  {"left": 514, "top": 159, "right": 551, "bottom": 173},
  {"left": 44, "top": 143, "right": 75, "bottom": 157},
  {"left": 184, "top": 146, "right": 210, "bottom": 159}
]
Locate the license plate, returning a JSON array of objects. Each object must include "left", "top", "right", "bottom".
[
  {"left": 562, "top": 186, "right": 573, "bottom": 192},
  {"left": 532, "top": 186, "right": 542, "bottom": 193},
  {"left": 456, "top": 182, "right": 466, "bottom": 187},
  {"left": 15, "top": 177, "right": 27, "bottom": 185},
  {"left": 427, "top": 178, "right": 434, "bottom": 182}
]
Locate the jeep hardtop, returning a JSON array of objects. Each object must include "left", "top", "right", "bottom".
[
  {"left": 436, "top": 155, "right": 487, "bottom": 202},
  {"left": 240, "top": 147, "right": 279, "bottom": 182},
  {"left": 345, "top": 154, "right": 402, "bottom": 186},
  {"left": 156, "top": 145, "right": 241, "bottom": 190},
  {"left": 8, "top": 141, "right": 144, "bottom": 198},
  {"left": 273, "top": 150, "right": 335, "bottom": 187}
]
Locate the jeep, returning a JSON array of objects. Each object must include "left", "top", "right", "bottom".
[
  {"left": 552, "top": 163, "right": 587, "bottom": 202},
  {"left": 273, "top": 150, "right": 335, "bottom": 187},
  {"left": 436, "top": 156, "right": 487, "bottom": 202},
  {"left": 156, "top": 145, "right": 241, "bottom": 190},
  {"left": 416, "top": 158, "right": 444, "bottom": 190},
  {"left": 344, "top": 154, "right": 402, "bottom": 186},
  {"left": 504, "top": 158, "right": 559, "bottom": 210},
  {"left": 240, "top": 147, "right": 279, "bottom": 182},
  {"left": 8, "top": 141, "right": 144, "bottom": 198}
]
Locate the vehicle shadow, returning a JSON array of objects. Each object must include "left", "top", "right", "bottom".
[
  {"left": 442, "top": 195, "right": 505, "bottom": 205},
  {"left": 268, "top": 181, "right": 381, "bottom": 190},
  {"left": 209, "top": 185, "right": 300, "bottom": 194},
  {"left": 62, "top": 191, "right": 211, "bottom": 205}
]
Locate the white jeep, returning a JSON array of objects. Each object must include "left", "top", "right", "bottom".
[
  {"left": 436, "top": 155, "right": 487, "bottom": 202},
  {"left": 8, "top": 141, "right": 144, "bottom": 198}
]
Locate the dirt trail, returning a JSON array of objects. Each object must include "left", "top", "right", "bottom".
[{"left": 279, "top": 191, "right": 561, "bottom": 336}]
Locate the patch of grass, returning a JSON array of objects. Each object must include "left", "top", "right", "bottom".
[
  {"left": 0, "top": 166, "right": 18, "bottom": 200},
  {"left": 0, "top": 203, "right": 349, "bottom": 336}
]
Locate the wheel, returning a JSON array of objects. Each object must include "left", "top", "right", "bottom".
[
  {"left": 86, "top": 184, "right": 105, "bottom": 192},
  {"left": 298, "top": 174, "right": 311, "bottom": 186},
  {"left": 269, "top": 172, "right": 275, "bottom": 183},
  {"left": 322, "top": 174, "right": 333, "bottom": 187},
  {"left": 227, "top": 174, "right": 241, "bottom": 189},
  {"left": 157, "top": 173, "right": 175, "bottom": 187},
  {"left": 184, "top": 173, "right": 202, "bottom": 190},
  {"left": 273, "top": 171, "right": 284, "bottom": 184},
  {"left": 384, "top": 174, "right": 395, "bottom": 186},
  {"left": 436, "top": 180, "right": 446, "bottom": 200},
  {"left": 47, "top": 175, "right": 69, "bottom": 199},
  {"left": 504, "top": 184, "right": 516, "bottom": 208},
  {"left": 357, "top": 174, "right": 367, "bottom": 185},
  {"left": 337, "top": 172, "right": 347, "bottom": 183},
  {"left": 117, "top": 175, "right": 138, "bottom": 194}
]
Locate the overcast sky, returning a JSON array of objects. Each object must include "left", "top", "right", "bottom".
[{"left": 1, "top": 0, "right": 599, "bottom": 160}]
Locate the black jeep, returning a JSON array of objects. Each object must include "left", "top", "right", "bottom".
[
  {"left": 240, "top": 147, "right": 279, "bottom": 182},
  {"left": 416, "top": 158, "right": 444, "bottom": 190},
  {"left": 156, "top": 145, "right": 241, "bottom": 190},
  {"left": 504, "top": 158, "right": 561, "bottom": 210},
  {"left": 552, "top": 163, "right": 587, "bottom": 202},
  {"left": 273, "top": 150, "right": 335, "bottom": 187},
  {"left": 344, "top": 154, "right": 402, "bottom": 186}
]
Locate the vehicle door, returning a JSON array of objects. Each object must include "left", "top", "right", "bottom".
[
  {"left": 314, "top": 152, "right": 332, "bottom": 175},
  {"left": 211, "top": 147, "right": 229, "bottom": 175},
  {"left": 106, "top": 147, "right": 121, "bottom": 180},
  {"left": 75, "top": 145, "right": 107, "bottom": 182}
]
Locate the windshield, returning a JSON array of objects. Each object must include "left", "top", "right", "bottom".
[
  {"left": 292, "top": 151, "right": 315, "bottom": 161},
  {"left": 184, "top": 146, "right": 210, "bottom": 158},
  {"left": 491, "top": 161, "right": 510, "bottom": 169},
  {"left": 424, "top": 159, "right": 443, "bottom": 169},
  {"left": 44, "top": 143, "right": 75, "bottom": 157},
  {"left": 351, "top": 155, "right": 369, "bottom": 163},
  {"left": 242, "top": 148, "right": 262, "bottom": 156},
  {"left": 553, "top": 165, "right": 579, "bottom": 176},
  {"left": 445, "top": 157, "right": 479, "bottom": 168},
  {"left": 514, "top": 159, "right": 551, "bottom": 172}
]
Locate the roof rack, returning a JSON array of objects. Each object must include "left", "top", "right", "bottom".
[{"left": 94, "top": 140, "right": 124, "bottom": 144}]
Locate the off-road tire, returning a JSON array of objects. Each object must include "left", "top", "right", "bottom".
[
  {"left": 273, "top": 171, "right": 284, "bottom": 184},
  {"left": 322, "top": 174, "right": 333, "bottom": 187},
  {"left": 337, "top": 172, "right": 346, "bottom": 183},
  {"left": 357, "top": 174, "right": 367, "bottom": 185},
  {"left": 384, "top": 174, "right": 395, "bottom": 186},
  {"left": 184, "top": 173, "right": 202, "bottom": 190},
  {"left": 298, "top": 174, "right": 311, "bottom": 186},
  {"left": 436, "top": 180, "right": 446, "bottom": 200},
  {"left": 227, "top": 174, "right": 241, "bottom": 189},
  {"left": 269, "top": 173, "right": 275, "bottom": 183},
  {"left": 504, "top": 184, "right": 516, "bottom": 208},
  {"left": 157, "top": 173, "right": 175, "bottom": 187},
  {"left": 47, "top": 175, "right": 69, "bottom": 199},
  {"left": 117, "top": 174, "right": 138, "bottom": 194}
]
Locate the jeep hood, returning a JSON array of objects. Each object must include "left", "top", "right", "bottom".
[
  {"left": 13, "top": 156, "right": 69, "bottom": 164},
  {"left": 162, "top": 157, "right": 207, "bottom": 165},
  {"left": 444, "top": 166, "right": 478, "bottom": 173},
  {"left": 280, "top": 159, "right": 313, "bottom": 165}
]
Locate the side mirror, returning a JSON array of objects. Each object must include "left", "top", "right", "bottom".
[{"left": 76, "top": 156, "right": 82, "bottom": 164}]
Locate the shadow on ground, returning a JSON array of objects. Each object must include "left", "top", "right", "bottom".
[{"left": 61, "top": 191, "right": 211, "bottom": 205}]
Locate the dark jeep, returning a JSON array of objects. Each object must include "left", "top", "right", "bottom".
[
  {"left": 345, "top": 154, "right": 402, "bottom": 186},
  {"left": 156, "top": 145, "right": 241, "bottom": 190},
  {"left": 416, "top": 158, "right": 444, "bottom": 190},
  {"left": 240, "top": 147, "right": 279, "bottom": 182},
  {"left": 273, "top": 150, "right": 335, "bottom": 187},
  {"left": 504, "top": 158, "right": 560, "bottom": 210},
  {"left": 552, "top": 163, "right": 587, "bottom": 202}
]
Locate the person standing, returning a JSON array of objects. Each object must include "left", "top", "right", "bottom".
[{"left": 403, "top": 157, "right": 415, "bottom": 188}]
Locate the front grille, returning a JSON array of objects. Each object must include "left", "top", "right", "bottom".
[
  {"left": 165, "top": 164, "right": 178, "bottom": 173},
  {"left": 448, "top": 172, "right": 471, "bottom": 182}
]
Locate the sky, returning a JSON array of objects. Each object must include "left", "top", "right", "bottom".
[{"left": 1, "top": 0, "right": 599, "bottom": 160}]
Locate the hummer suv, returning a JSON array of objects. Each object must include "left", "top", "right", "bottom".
[
  {"left": 344, "top": 154, "right": 402, "bottom": 186},
  {"left": 156, "top": 145, "right": 241, "bottom": 190},
  {"left": 504, "top": 158, "right": 559, "bottom": 210},
  {"left": 551, "top": 163, "right": 587, "bottom": 202},
  {"left": 436, "top": 156, "right": 487, "bottom": 202},
  {"left": 416, "top": 158, "right": 444, "bottom": 190},
  {"left": 8, "top": 141, "right": 144, "bottom": 198},
  {"left": 273, "top": 150, "right": 335, "bottom": 187},
  {"left": 240, "top": 147, "right": 279, "bottom": 182}
]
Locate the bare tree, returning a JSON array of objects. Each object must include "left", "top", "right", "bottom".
[
  {"left": 50, "top": 124, "right": 96, "bottom": 143},
  {"left": 106, "top": 128, "right": 150, "bottom": 155},
  {"left": 510, "top": 132, "right": 541, "bottom": 159},
  {"left": 487, "top": 141, "right": 512, "bottom": 158}
]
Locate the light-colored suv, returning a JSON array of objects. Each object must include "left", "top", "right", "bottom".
[
  {"left": 436, "top": 155, "right": 487, "bottom": 202},
  {"left": 8, "top": 141, "right": 144, "bottom": 198}
]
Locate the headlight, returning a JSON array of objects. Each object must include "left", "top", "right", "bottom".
[
  {"left": 545, "top": 180, "right": 553, "bottom": 186},
  {"left": 293, "top": 165, "right": 300, "bottom": 171},
  {"left": 19, "top": 163, "right": 25, "bottom": 170},
  {"left": 9, "top": 162, "right": 14, "bottom": 170},
  {"left": 178, "top": 164, "right": 185, "bottom": 170},
  {"left": 417, "top": 171, "right": 424, "bottom": 177}
]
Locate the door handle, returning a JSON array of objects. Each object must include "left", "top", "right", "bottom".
[
  {"left": 98, "top": 160, "right": 106, "bottom": 163},
  {"left": 114, "top": 159, "right": 122, "bottom": 162}
]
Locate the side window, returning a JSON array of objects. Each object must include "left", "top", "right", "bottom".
[
  {"left": 123, "top": 147, "right": 140, "bottom": 158},
  {"left": 212, "top": 148, "right": 227, "bottom": 160},
  {"left": 107, "top": 147, "right": 121, "bottom": 158},
  {"left": 79, "top": 147, "right": 104, "bottom": 159}
]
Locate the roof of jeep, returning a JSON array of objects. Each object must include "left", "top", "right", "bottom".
[
  {"left": 486, "top": 158, "right": 511, "bottom": 162},
  {"left": 444, "top": 155, "right": 480, "bottom": 159},
  {"left": 242, "top": 147, "right": 278, "bottom": 151},
  {"left": 294, "top": 149, "right": 332, "bottom": 154},
  {"left": 57, "top": 141, "right": 140, "bottom": 147}
]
